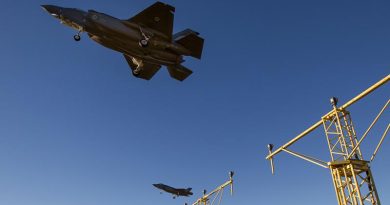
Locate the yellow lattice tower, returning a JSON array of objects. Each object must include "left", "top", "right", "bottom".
[{"left": 324, "top": 98, "right": 381, "bottom": 205}]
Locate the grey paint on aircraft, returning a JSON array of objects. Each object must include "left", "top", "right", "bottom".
[
  {"left": 42, "top": 2, "right": 204, "bottom": 81},
  {"left": 153, "top": 183, "right": 193, "bottom": 198}
]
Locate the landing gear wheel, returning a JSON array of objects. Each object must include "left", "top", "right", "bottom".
[
  {"left": 132, "top": 69, "right": 141, "bottom": 76},
  {"left": 73, "top": 34, "right": 81, "bottom": 41},
  {"left": 139, "top": 39, "right": 148, "bottom": 47}
]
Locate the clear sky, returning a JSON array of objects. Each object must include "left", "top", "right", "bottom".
[{"left": 0, "top": 0, "right": 389, "bottom": 205}]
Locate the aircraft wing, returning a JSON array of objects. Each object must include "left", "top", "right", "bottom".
[
  {"left": 127, "top": 2, "right": 175, "bottom": 40},
  {"left": 124, "top": 55, "right": 161, "bottom": 80}
]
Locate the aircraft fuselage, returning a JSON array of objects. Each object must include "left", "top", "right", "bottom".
[
  {"left": 153, "top": 183, "right": 193, "bottom": 197},
  {"left": 43, "top": 6, "right": 190, "bottom": 66},
  {"left": 42, "top": 3, "right": 204, "bottom": 81}
]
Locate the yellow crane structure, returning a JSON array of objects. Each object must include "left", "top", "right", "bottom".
[
  {"left": 191, "top": 172, "right": 234, "bottom": 205},
  {"left": 266, "top": 75, "right": 389, "bottom": 205}
]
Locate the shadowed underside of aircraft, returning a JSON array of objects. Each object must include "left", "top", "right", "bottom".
[
  {"left": 42, "top": 1, "right": 204, "bottom": 81},
  {"left": 153, "top": 183, "right": 193, "bottom": 199}
]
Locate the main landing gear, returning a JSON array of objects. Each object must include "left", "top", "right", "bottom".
[
  {"left": 138, "top": 26, "right": 150, "bottom": 47},
  {"left": 131, "top": 57, "right": 143, "bottom": 76},
  {"left": 132, "top": 67, "right": 141, "bottom": 76},
  {"left": 139, "top": 38, "right": 148, "bottom": 47}
]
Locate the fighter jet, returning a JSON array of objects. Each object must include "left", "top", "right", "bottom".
[
  {"left": 41, "top": 2, "right": 204, "bottom": 81},
  {"left": 153, "top": 183, "right": 193, "bottom": 199}
]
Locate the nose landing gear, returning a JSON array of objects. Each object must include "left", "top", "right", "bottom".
[
  {"left": 73, "top": 34, "right": 81, "bottom": 41},
  {"left": 73, "top": 30, "right": 82, "bottom": 41}
]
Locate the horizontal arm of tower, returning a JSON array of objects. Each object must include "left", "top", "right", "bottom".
[
  {"left": 202, "top": 180, "right": 232, "bottom": 200},
  {"left": 266, "top": 74, "right": 389, "bottom": 160},
  {"left": 191, "top": 178, "right": 233, "bottom": 205}
]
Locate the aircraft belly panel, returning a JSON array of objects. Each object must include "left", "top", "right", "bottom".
[
  {"left": 86, "top": 14, "right": 140, "bottom": 41},
  {"left": 127, "top": 50, "right": 179, "bottom": 66},
  {"left": 89, "top": 34, "right": 179, "bottom": 66},
  {"left": 84, "top": 13, "right": 183, "bottom": 67},
  {"left": 42, "top": 2, "right": 203, "bottom": 81}
]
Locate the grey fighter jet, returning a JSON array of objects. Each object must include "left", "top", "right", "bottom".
[
  {"left": 153, "top": 183, "right": 193, "bottom": 199},
  {"left": 41, "top": 2, "right": 204, "bottom": 81}
]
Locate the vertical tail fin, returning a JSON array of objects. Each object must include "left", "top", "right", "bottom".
[
  {"left": 174, "top": 29, "right": 204, "bottom": 59},
  {"left": 187, "top": 188, "right": 193, "bottom": 195}
]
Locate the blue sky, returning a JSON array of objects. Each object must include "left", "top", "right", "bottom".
[{"left": 0, "top": 0, "right": 389, "bottom": 205}]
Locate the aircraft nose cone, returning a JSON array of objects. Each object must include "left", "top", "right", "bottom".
[
  {"left": 153, "top": 183, "right": 162, "bottom": 188},
  {"left": 41, "top": 5, "right": 62, "bottom": 17}
]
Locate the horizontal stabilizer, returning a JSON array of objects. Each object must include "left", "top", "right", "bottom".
[
  {"left": 174, "top": 29, "right": 204, "bottom": 59},
  {"left": 167, "top": 65, "right": 193, "bottom": 81}
]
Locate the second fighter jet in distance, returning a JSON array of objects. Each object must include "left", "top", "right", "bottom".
[
  {"left": 42, "top": 2, "right": 204, "bottom": 81},
  {"left": 153, "top": 183, "right": 193, "bottom": 199}
]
